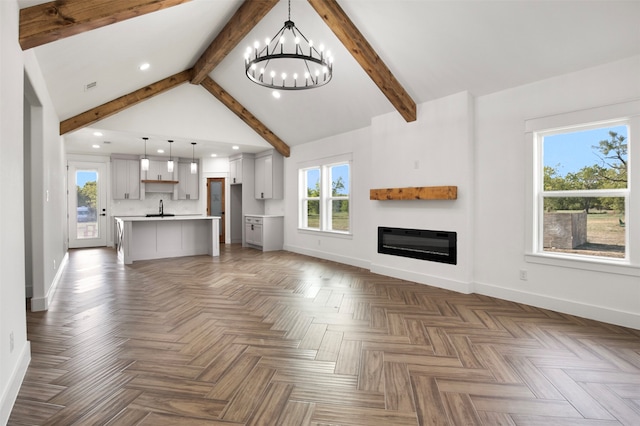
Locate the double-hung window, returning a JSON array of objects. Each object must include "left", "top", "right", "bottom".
[
  {"left": 526, "top": 100, "right": 639, "bottom": 271},
  {"left": 299, "top": 161, "right": 351, "bottom": 234}
]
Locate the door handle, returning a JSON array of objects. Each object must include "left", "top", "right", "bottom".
[{"left": 100, "top": 213, "right": 106, "bottom": 216}]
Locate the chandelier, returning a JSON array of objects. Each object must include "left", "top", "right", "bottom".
[{"left": 244, "top": 0, "right": 333, "bottom": 90}]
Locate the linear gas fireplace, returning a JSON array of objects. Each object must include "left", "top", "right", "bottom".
[{"left": 378, "top": 227, "right": 457, "bottom": 265}]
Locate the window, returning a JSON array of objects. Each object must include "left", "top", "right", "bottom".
[
  {"left": 539, "top": 123, "right": 629, "bottom": 259},
  {"left": 299, "top": 161, "right": 351, "bottom": 234},
  {"left": 526, "top": 100, "right": 640, "bottom": 271}
]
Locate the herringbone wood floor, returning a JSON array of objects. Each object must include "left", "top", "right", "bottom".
[{"left": 9, "top": 245, "right": 640, "bottom": 425}]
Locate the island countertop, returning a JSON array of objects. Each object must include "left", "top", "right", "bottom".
[{"left": 114, "top": 215, "right": 220, "bottom": 221}]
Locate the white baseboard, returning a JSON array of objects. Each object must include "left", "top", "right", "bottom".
[
  {"left": 31, "top": 252, "right": 69, "bottom": 312},
  {"left": 0, "top": 341, "right": 31, "bottom": 425},
  {"left": 370, "top": 263, "right": 473, "bottom": 294},
  {"left": 284, "top": 244, "right": 371, "bottom": 270},
  {"left": 475, "top": 281, "right": 640, "bottom": 330}
]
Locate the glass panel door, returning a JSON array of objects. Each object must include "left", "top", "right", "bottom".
[
  {"left": 207, "top": 178, "right": 225, "bottom": 243},
  {"left": 68, "top": 161, "right": 107, "bottom": 248}
]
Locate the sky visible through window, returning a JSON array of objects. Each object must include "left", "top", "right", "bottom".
[
  {"left": 76, "top": 171, "right": 97, "bottom": 187},
  {"left": 306, "top": 165, "right": 349, "bottom": 195},
  {"left": 543, "top": 125, "right": 627, "bottom": 176}
]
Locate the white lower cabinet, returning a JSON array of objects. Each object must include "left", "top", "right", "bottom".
[{"left": 244, "top": 215, "right": 283, "bottom": 251}]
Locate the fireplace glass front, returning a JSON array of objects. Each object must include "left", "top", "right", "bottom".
[{"left": 378, "top": 227, "right": 457, "bottom": 265}]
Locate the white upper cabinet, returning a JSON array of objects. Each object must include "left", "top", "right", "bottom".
[
  {"left": 177, "top": 161, "right": 199, "bottom": 200},
  {"left": 254, "top": 150, "right": 283, "bottom": 200},
  {"left": 112, "top": 158, "right": 140, "bottom": 200},
  {"left": 229, "top": 157, "right": 243, "bottom": 184},
  {"left": 146, "top": 159, "right": 176, "bottom": 181}
]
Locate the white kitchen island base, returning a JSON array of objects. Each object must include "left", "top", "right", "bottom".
[{"left": 115, "top": 216, "right": 220, "bottom": 264}]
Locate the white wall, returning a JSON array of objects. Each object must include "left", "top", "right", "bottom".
[
  {"left": 284, "top": 126, "right": 372, "bottom": 268},
  {"left": 24, "top": 49, "right": 68, "bottom": 312},
  {"left": 474, "top": 55, "right": 640, "bottom": 329},
  {"left": 283, "top": 60, "right": 639, "bottom": 329},
  {"left": 0, "top": 1, "right": 30, "bottom": 422},
  {"left": 284, "top": 92, "right": 474, "bottom": 291},
  {"left": 370, "top": 92, "right": 475, "bottom": 293}
]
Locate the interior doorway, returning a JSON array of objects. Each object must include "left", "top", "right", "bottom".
[{"left": 207, "top": 178, "right": 226, "bottom": 244}]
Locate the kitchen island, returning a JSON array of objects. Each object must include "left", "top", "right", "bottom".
[{"left": 114, "top": 215, "right": 220, "bottom": 264}]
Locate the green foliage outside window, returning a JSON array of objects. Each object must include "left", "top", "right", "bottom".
[{"left": 544, "top": 131, "right": 627, "bottom": 213}]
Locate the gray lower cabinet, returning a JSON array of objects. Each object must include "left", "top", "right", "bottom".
[{"left": 244, "top": 215, "right": 283, "bottom": 251}]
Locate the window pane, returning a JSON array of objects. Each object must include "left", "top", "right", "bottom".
[
  {"left": 306, "top": 200, "right": 320, "bottom": 229},
  {"left": 543, "top": 125, "right": 628, "bottom": 190},
  {"left": 306, "top": 168, "right": 320, "bottom": 197},
  {"left": 330, "top": 164, "right": 349, "bottom": 196},
  {"left": 76, "top": 170, "right": 98, "bottom": 239},
  {"left": 330, "top": 200, "right": 349, "bottom": 232},
  {"left": 542, "top": 197, "right": 625, "bottom": 258}
]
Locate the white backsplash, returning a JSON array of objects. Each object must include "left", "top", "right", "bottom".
[{"left": 111, "top": 192, "right": 202, "bottom": 217}]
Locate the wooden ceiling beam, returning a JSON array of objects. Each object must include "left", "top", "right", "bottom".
[
  {"left": 191, "top": 0, "right": 279, "bottom": 85},
  {"left": 19, "top": 0, "right": 190, "bottom": 50},
  {"left": 200, "top": 77, "right": 290, "bottom": 158},
  {"left": 308, "top": 0, "right": 417, "bottom": 122},
  {"left": 60, "top": 70, "right": 192, "bottom": 135}
]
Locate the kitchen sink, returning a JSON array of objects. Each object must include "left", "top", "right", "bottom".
[{"left": 145, "top": 213, "right": 175, "bottom": 217}]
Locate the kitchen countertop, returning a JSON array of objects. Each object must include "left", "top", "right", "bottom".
[
  {"left": 244, "top": 214, "right": 284, "bottom": 218},
  {"left": 115, "top": 215, "right": 220, "bottom": 222}
]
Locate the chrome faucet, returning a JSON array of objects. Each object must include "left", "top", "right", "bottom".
[{"left": 159, "top": 199, "right": 163, "bottom": 215}]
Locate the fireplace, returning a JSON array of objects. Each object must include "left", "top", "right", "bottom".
[{"left": 378, "top": 227, "right": 457, "bottom": 265}]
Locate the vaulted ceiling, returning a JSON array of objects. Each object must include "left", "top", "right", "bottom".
[{"left": 18, "top": 0, "right": 640, "bottom": 160}]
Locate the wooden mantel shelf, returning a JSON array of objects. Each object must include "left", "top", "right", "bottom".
[
  {"left": 141, "top": 180, "right": 179, "bottom": 184},
  {"left": 370, "top": 186, "right": 457, "bottom": 200}
]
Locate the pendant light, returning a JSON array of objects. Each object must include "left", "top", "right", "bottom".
[
  {"left": 190, "top": 142, "right": 197, "bottom": 174},
  {"left": 141, "top": 137, "right": 149, "bottom": 171},
  {"left": 167, "top": 140, "right": 174, "bottom": 173}
]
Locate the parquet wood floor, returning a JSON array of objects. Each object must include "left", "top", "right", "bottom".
[{"left": 8, "top": 245, "right": 640, "bottom": 425}]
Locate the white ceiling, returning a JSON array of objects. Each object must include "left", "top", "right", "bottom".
[{"left": 19, "top": 0, "right": 640, "bottom": 160}]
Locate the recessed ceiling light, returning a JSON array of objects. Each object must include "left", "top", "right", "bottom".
[
  {"left": 272, "top": 91, "right": 281, "bottom": 99},
  {"left": 139, "top": 63, "right": 150, "bottom": 71},
  {"left": 93, "top": 131, "right": 103, "bottom": 137},
  {"left": 232, "top": 146, "right": 240, "bottom": 150},
  {"left": 92, "top": 144, "right": 100, "bottom": 149},
  {"left": 157, "top": 149, "right": 164, "bottom": 153},
  {"left": 210, "top": 153, "right": 217, "bottom": 157}
]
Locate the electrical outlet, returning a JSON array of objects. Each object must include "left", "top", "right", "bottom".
[
  {"left": 519, "top": 269, "right": 528, "bottom": 281},
  {"left": 317, "top": 239, "right": 321, "bottom": 246},
  {"left": 53, "top": 259, "right": 56, "bottom": 270},
  {"left": 10, "top": 331, "right": 14, "bottom": 353}
]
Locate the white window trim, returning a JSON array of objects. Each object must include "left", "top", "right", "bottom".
[
  {"left": 299, "top": 166, "right": 320, "bottom": 230},
  {"left": 298, "top": 154, "right": 352, "bottom": 236},
  {"left": 524, "top": 99, "right": 640, "bottom": 274}
]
